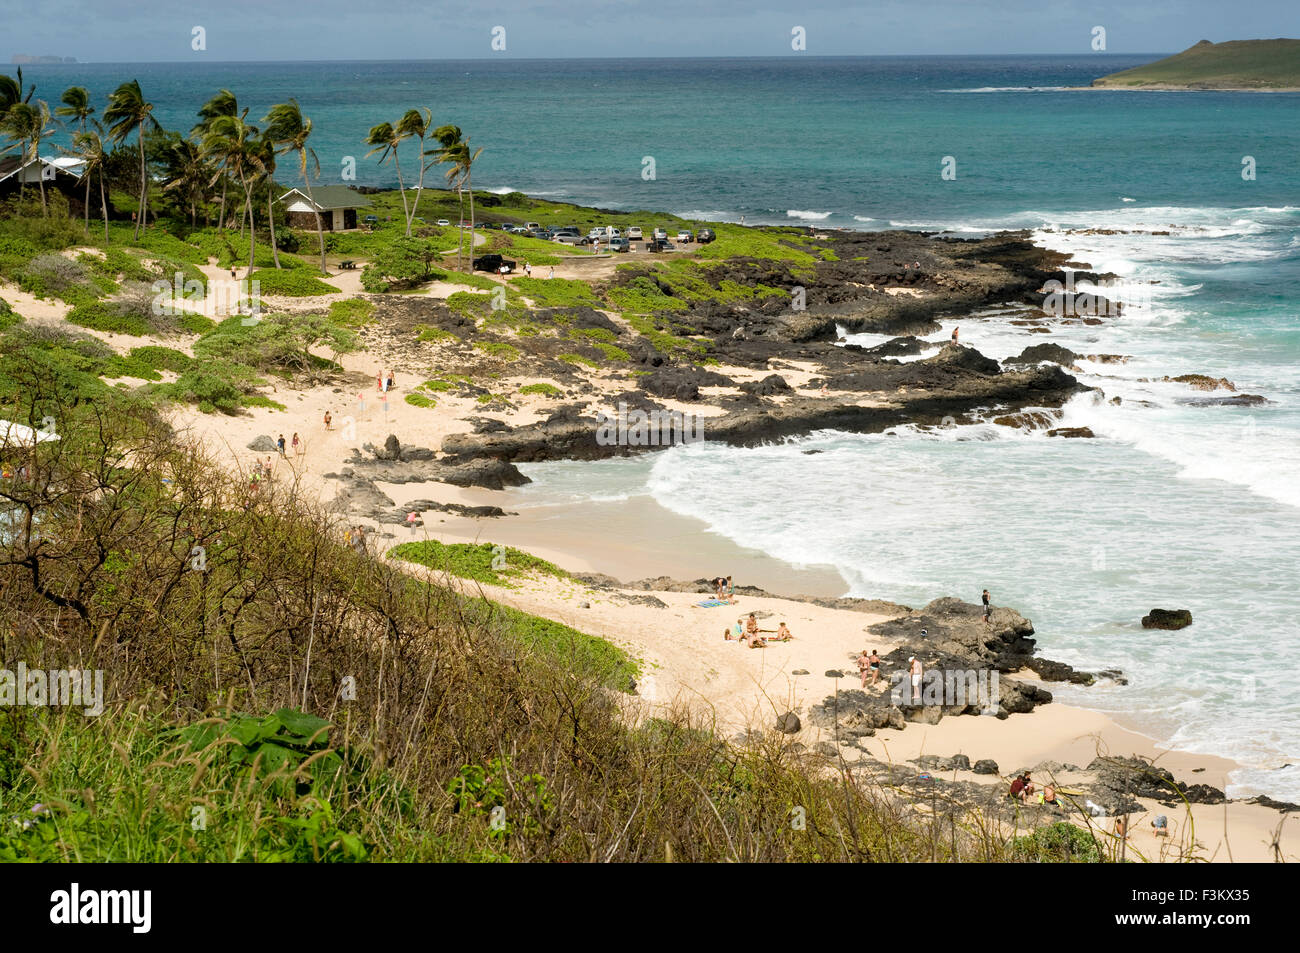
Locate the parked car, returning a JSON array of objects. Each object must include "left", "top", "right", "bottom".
[
  {"left": 363, "top": 214, "right": 379, "bottom": 227},
  {"left": 472, "top": 253, "right": 518, "bottom": 273},
  {"left": 646, "top": 238, "right": 675, "bottom": 252},
  {"left": 676, "top": 230, "right": 694, "bottom": 243},
  {"left": 436, "top": 218, "right": 450, "bottom": 226},
  {"left": 626, "top": 226, "right": 644, "bottom": 240},
  {"left": 525, "top": 222, "right": 541, "bottom": 232},
  {"left": 652, "top": 227, "right": 668, "bottom": 241},
  {"left": 697, "top": 228, "right": 716, "bottom": 244},
  {"left": 608, "top": 237, "right": 630, "bottom": 252},
  {"left": 553, "top": 233, "right": 588, "bottom": 245}
]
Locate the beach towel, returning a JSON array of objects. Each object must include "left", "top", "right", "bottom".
[{"left": 693, "top": 599, "right": 730, "bottom": 608}]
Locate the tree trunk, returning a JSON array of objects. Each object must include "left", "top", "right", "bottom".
[
  {"left": 218, "top": 179, "right": 227, "bottom": 232},
  {"left": 468, "top": 174, "right": 475, "bottom": 256},
  {"left": 36, "top": 142, "right": 48, "bottom": 214},
  {"left": 83, "top": 172, "right": 91, "bottom": 234},
  {"left": 239, "top": 168, "right": 256, "bottom": 278},
  {"left": 99, "top": 169, "right": 109, "bottom": 243},
  {"left": 455, "top": 184, "right": 464, "bottom": 271},
  {"left": 267, "top": 191, "right": 281, "bottom": 268},
  {"left": 408, "top": 138, "right": 425, "bottom": 236},
  {"left": 135, "top": 126, "right": 146, "bottom": 240},
  {"left": 302, "top": 163, "right": 326, "bottom": 273},
  {"left": 394, "top": 152, "right": 409, "bottom": 236}
]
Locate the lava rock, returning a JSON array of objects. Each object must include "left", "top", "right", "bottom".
[
  {"left": 775, "top": 712, "right": 801, "bottom": 733},
  {"left": 1142, "top": 608, "right": 1193, "bottom": 630}
]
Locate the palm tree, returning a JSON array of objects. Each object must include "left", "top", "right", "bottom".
[
  {"left": 162, "top": 136, "right": 209, "bottom": 228},
  {"left": 103, "top": 80, "right": 159, "bottom": 240},
  {"left": 55, "top": 87, "right": 96, "bottom": 224},
  {"left": 193, "top": 90, "right": 238, "bottom": 229},
  {"left": 429, "top": 125, "right": 465, "bottom": 266},
  {"left": 69, "top": 129, "right": 110, "bottom": 241},
  {"left": 264, "top": 99, "right": 325, "bottom": 272},
  {"left": 394, "top": 108, "right": 432, "bottom": 236},
  {"left": 0, "top": 67, "right": 34, "bottom": 125},
  {"left": 431, "top": 127, "right": 481, "bottom": 271},
  {"left": 202, "top": 110, "right": 261, "bottom": 276},
  {"left": 365, "top": 119, "right": 413, "bottom": 228},
  {"left": 55, "top": 86, "right": 94, "bottom": 133},
  {"left": 1, "top": 100, "right": 54, "bottom": 211},
  {"left": 253, "top": 135, "right": 281, "bottom": 268}
]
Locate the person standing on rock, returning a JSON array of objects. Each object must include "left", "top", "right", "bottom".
[
  {"left": 951, "top": 327, "right": 960, "bottom": 343},
  {"left": 869, "top": 649, "right": 881, "bottom": 686},
  {"left": 908, "top": 655, "right": 923, "bottom": 704},
  {"left": 982, "top": 589, "right": 992, "bottom": 626}
]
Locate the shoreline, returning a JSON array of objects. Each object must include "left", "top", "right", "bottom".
[
  {"left": 392, "top": 499, "right": 1298, "bottom": 861},
  {"left": 411, "top": 485, "right": 1275, "bottom": 788}
]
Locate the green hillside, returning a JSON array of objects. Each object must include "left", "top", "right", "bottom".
[{"left": 1092, "top": 38, "right": 1300, "bottom": 89}]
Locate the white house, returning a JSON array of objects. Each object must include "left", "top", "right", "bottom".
[
  {"left": 0, "top": 154, "right": 86, "bottom": 196},
  {"left": 277, "top": 185, "right": 372, "bottom": 231}
]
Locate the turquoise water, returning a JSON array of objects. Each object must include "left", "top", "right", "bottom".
[{"left": 15, "top": 56, "right": 1300, "bottom": 798}]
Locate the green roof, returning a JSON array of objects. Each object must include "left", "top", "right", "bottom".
[{"left": 279, "top": 185, "right": 372, "bottom": 211}]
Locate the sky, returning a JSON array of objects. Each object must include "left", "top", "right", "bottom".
[{"left": 0, "top": 0, "right": 1297, "bottom": 62}]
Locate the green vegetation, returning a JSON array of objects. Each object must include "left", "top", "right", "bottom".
[
  {"left": 474, "top": 340, "right": 521, "bottom": 362},
  {"left": 404, "top": 392, "right": 436, "bottom": 408},
  {"left": 1012, "top": 822, "right": 1107, "bottom": 863},
  {"left": 389, "top": 540, "right": 575, "bottom": 589},
  {"left": 519, "top": 382, "right": 562, "bottom": 398},
  {"left": 511, "top": 276, "right": 601, "bottom": 309},
  {"left": 557, "top": 352, "right": 598, "bottom": 368},
  {"left": 249, "top": 267, "right": 337, "bottom": 297},
  {"left": 1092, "top": 39, "right": 1300, "bottom": 90}
]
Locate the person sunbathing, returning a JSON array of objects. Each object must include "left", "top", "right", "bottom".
[
  {"left": 741, "top": 632, "right": 767, "bottom": 648},
  {"left": 770, "top": 622, "right": 793, "bottom": 642}
]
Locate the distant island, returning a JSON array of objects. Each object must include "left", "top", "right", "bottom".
[
  {"left": 10, "top": 54, "right": 77, "bottom": 64},
  {"left": 1089, "top": 38, "right": 1300, "bottom": 91}
]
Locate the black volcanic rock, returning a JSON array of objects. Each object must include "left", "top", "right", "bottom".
[{"left": 1142, "top": 608, "right": 1193, "bottom": 630}]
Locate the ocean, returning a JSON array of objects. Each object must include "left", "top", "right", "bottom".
[{"left": 16, "top": 55, "right": 1300, "bottom": 799}]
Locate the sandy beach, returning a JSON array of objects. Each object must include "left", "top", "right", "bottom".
[{"left": 147, "top": 294, "right": 1300, "bottom": 864}]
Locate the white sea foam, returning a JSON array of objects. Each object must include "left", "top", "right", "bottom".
[{"left": 786, "top": 210, "right": 833, "bottom": 220}]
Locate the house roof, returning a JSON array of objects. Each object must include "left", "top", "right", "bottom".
[
  {"left": 277, "top": 186, "right": 372, "bottom": 211},
  {"left": 0, "top": 154, "right": 86, "bottom": 185}
]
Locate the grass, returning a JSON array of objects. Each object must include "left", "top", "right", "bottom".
[
  {"left": 474, "top": 341, "right": 521, "bottom": 362},
  {"left": 249, "top": 268, "right": 338, "bottom": 297},
  {"left": 388, "top": 539, "right": 576, "bottom": 588},
  {"left": 518, "top": 382, "right": 563, "bottom": 398},
  {"left": 557, "top": 352, "right": 598, "bottom": 368}
]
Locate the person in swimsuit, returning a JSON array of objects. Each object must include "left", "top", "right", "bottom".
[
  {"left": 857, "top": 650, "right": 871, "bottom": 687},
  {"left": 771, "top": 622, "right": 792, "bottom": 642},
  {"left": 982, "top": 589, "right": 992, "bottom": 626},
  {"left": 869, "top": 649, "right": 881, "bottom": 685},
  {"left": 908, "top": 655, "right": 923, "bottom": 704}
]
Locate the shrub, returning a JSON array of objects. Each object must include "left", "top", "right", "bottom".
[
  {"left": 404, "top": 392, "right": 436, "bottom": 408},
  {"left": 474, "top": 341, "right": 520, "bottom": 362},
  {"left": 557, "top": 352, "right": 597, "bottom": 368},
  {"left": 249, "top": 269, "right": 337, "bottom": 297},
  {"left": 519, "top": 382, "right": 562, "bottom": 397}
]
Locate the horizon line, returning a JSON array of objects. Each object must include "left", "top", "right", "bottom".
[{"left": 8, "top": 51, "right": 1175, "bottom": 67}]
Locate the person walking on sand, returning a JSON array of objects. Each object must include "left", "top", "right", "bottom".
[
  {"left": 276, "top": 435, "right": 286, "bottom": 457},
  {"left": 324, "top": 410, "right": 332, "bottom": 431},
  {"left": 982, "top": 589, "right": 992, "bottom": 626},
  {"left": 386, "top": 370, "right": 395, "bottom": 391},
  {"left": 524, "top": 261, "right": 532, "bottom": 278},
  {"left": 376, "top": 371, "right": 383, "bottom": 393},
  {"left": 908, "top": 655, "right": 923, "bottom": 704},
  {"left": 548, "top": 266, "right": 554, "bottom": 280},
  {"left": 869, "top": 649, "right": 881, "bottom": 685},
  {"left": 857, "top": 649, "right": 871, "bottom": 687},
  {"left": 291, "top": 432, "right": 300, "bottom": 455}
]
